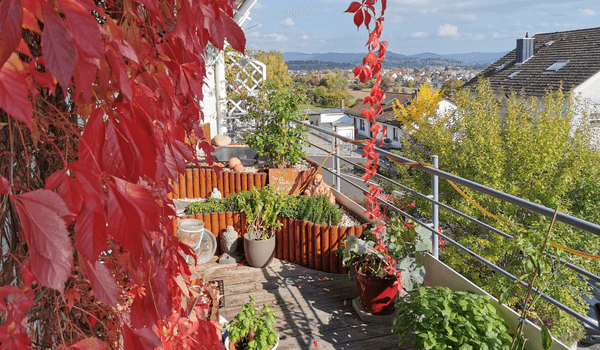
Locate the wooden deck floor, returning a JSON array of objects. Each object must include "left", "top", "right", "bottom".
[{"left": 194, "top": 258, "right": 414, "bottom": 350}]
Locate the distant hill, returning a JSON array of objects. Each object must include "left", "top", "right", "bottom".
[{"left": 283, "top": 51, "right": 509, "bottom": 70}]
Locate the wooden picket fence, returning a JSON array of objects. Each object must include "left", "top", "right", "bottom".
[
  {"left": 168, "top": 166, "right": 319, "bottom": 199},
  {"left": 181, "top": 212, "right": 369, "bottom": 274}
]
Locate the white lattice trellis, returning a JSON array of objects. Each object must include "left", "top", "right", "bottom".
[{"left": 225, "top": 51, "right": 266, "bottom": 117}]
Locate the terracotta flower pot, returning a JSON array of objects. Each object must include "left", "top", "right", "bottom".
[
  {"left": 355, "top": 269, "right": 399, "bottom": 315},
  {"left": 244, "top": 232, "right": 276, "bottom": 268}
]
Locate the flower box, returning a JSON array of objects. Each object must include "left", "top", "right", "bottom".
[
  {"left": 420, "top": 253, "right": 576, "bottom": 350},
  {"left": 168, "top": 158, "right": 321, "bottom": 199}
]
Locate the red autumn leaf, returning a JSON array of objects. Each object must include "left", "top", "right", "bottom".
[
  {"left": 130, "top": 265, "right": 171, "bottom": 328},
  {"left": 321, "top": 277, "right": 329, "bottom": 281},
  {"left": 0, "top": 64, "right": 33, "bottom": 128},
  {"left": 314, "top": 340, "right": 318, "bottom": 347},
  {"left": 0, "top": 174, "right": 10, "bottom": 195},
  {"left": 72, "top": 58, "right": 98, "bottom": 104},
  {"left": 69, "top": 337, "right": 110, "bottom": 350},
  {"left": 84, "top": 260, "right": 118, "bottom": 308},
  {"left": 11, "top": 189, "right": 73, "bottom": 293},
  {"left": 103, "top": 115, "right": 137, "bottom": 179},
  {"left": 45, "top": 168, "right": 67, "bottom": 191},
  {"left": 123, "top": 325, "right": 161, "bottom": 350},
  {"left": 353, "top": 9, "right": 364, "bottom": 28},
  {"left": 106, "top": 182, "right": 144, "bottom": 260},
  {"left": 0, "top": 0, "right": 24, "bottom": 67},
  {"left": 106, "top": 46, "right": 132, "bottom": 101},
  {"left": 64, "top": 287, "right": 80, "bottom": 311},
  {"left": 56, "top": 0, "right": 104, "bottom": 60},
  {"left": 364, "top": 11, "right": 372, "bottom": 29},
  {"left": 344, "top": 1, "right": 361, "bottom": 13},
  {"left": 41, "top": 0, "right": 78, "bottom": 89},
  {"left": 222, "top": 16, "right": 246, "bottom": 53},
  {"left": 76, "top": 205, "right": 108, "bottom": 262}
]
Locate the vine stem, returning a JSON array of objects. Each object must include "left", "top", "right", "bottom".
[
  {"left": 9, "top": 116, "right": 13, "bottom": 187},
  {"left": 509, "top": 207, "right": 559, "bottom": 350}
]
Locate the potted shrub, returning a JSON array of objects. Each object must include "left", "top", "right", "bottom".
[
  {"left": 225, "top": 296, "right": 279, "bottom": 350},
  {"left": 336, "top": 216, "right": 429, "bottom": 315},
  {"left": 393, "top": 286, "right": 513, "bottom": 349},
  {"left": 242, "top": 81, "right": 308, "bottom": 170},
  {"left": 238, "top": 185, "right": 284, "bottom": 268}
]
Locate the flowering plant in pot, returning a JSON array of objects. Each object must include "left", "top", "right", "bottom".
[
  {"left": 238, "top": 185, "right": 284, "bottom": 267},
  {"left": 336, "top": 216, "right": 429, "bottom": 314},
  {"left": 226, "top": 296, "right": 278, "bottom": 350}
]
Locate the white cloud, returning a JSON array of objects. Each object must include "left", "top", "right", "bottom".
[
  {"left": 436, "top": 23, "right": 459, "bottom": 37},
  {"left": 301, "top": 34, "right": 309, "bottom": 40},
  {"left": 579, "top": 9, "right": 596, "bottom": 17},
  {"left": 492, "top": 32, "right": 508, "bottom": 39},
  {"left": 540, "top": 23, "right": 550, "bottom": 27},
  {"left": 410, "top": 31, "right": 429, "bottom": 38},
  {"left": 280, "top": 18, "right": 295, "bottom": 27},
  {"left": 457, "top": 13, "right": 478, "bottom": 22},
  {"left": 247, "top": 32, "right": 288, "bottom": 42}
]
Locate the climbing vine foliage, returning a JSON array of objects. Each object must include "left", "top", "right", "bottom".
[
  {"left": 345, "top": 0, "right": 402, "bottom": 287},
  {"left": 0, "top": 0, "right": 244, "bottom": 348}
]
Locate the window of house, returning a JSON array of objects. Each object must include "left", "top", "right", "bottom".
[
  {"left": 508, "top": 71, "right": 520, "bottom": 78},
  {"left": 546, "top": 61, "right": 568, "bottom": 71},
  {"left": 360, "top": 119, "right": 365, "bottom": 130},
  {"left": 393, "top": 128, "right": 399, "bottom": 140}
]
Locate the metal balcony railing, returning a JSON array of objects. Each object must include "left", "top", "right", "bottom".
[{"left": 297, "top": 120, "right": 600, "bottom": 332}]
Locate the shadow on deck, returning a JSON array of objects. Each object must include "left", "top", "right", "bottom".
[{"left": 195, "top": 258, "right": 414, "bottom": 350}]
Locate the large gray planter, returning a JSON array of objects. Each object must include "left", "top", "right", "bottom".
[{"left": 244, "top": 232, "right": 276, "bottom": 268}]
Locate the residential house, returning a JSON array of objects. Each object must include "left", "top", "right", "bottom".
[
  {"left": 346, "top": 93, "right": 414, "bottom": 149},
  {"left": 462, "top": 27, "right": 600, "bottom": 122}
]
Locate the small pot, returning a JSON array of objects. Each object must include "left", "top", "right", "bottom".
[
  {"left": 355, "top": 269, "right": 399, "bottom": 315},
  {"left": 243, "top": 232, "right": 276, "bottom": 268}
]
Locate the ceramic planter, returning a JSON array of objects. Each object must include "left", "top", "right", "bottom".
[
  {"left": 355, "top": 269, "right": 399, "bottom": 315},
  {"left": 244, "top": 232, "right": 276, "bottom": 268}
]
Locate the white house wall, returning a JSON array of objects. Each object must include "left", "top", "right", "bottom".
[{"left": 202, "top": 65, "right": 218, "bottom": 138}]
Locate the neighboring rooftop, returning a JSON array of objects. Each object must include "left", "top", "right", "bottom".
[
  {"left": 463, "top": 27, "right": 600, "bottom": 97},
  {"left": 346, "top": 92, "right": 414, "bottom": 127}
]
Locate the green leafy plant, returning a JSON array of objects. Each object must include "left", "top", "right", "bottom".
[
  {"left": 393, "top": 78, "right": 598, "bottom": 342},
  {"left": 242, "top": 81, "right": 308, "bottom": 168},
  {"left": 238, "top": 185, "right": 285, "bottom": 240},
  {"left": 297, "top": 195, "right": 343, "bottom": 226},
  {"left": 227, "top": 296, "right": 278, "bottom": 350},
  {"left": 393, "top": 287, "right": 513, "bottom": 350}
]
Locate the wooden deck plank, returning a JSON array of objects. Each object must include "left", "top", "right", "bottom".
[{"left": 192, "top": 258, "right": 414, "bottom": 349}]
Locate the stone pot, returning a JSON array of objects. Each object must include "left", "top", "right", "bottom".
[
  {"left": 243, "top": 232, "right": 276, "bottom": 268},
  {"left": 355, "top": 269, "right": 399, "bottom": 315}
]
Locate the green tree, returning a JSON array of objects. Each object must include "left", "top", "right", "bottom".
[
  {"left": 393, "top": 78, "right": 599, "bottom": 343},
  {"left": 319, "top": 72, "right": 349, "bottom": 93},
  {"left": 255, "top": 50, "right": 292, "bottom": 85},
  {"left": 440, "top": 78, "right": 465, "bottom": 98}
]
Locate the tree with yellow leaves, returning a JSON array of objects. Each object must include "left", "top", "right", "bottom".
[{"left": 392, "top": 81, "right": 442, "bottom": 134}]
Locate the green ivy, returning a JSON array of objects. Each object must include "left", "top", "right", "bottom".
[{"left": 393, "top": 287, "right": 513, "bottom": 350}]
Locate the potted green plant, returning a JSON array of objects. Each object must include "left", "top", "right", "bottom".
[
  {"left": 242, "top": 81, "right": 308, "bottom": 170},
  {"left": 393, "top": 286, "right": 513, "bottom": 349},
  {"left": 238, "top": 185, "right": 284, "bottom": 267},
  {"left": 336, "top": 216, "right": 429, "bottom": 315},
  {"left": 225, "top": 296, "right": 279, "bottom": 350}
]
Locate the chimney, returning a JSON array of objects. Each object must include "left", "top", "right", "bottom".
[
  {"left": 516, "top": 32, "right": 534, "bottom": 64},
  {"left": 341, "top": 99, "right": 345, "bottom": 110}
]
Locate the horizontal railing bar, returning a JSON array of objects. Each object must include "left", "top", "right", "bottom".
[
  {"left": 384, "top": 200, "right": 600, "bottom": 330},
  {"left": 308, "top": 129, "right": 600, "bottom": 326},
  {"left": 297, "top": 121, "right": 600, "bottom": 237},
  {"left": 314, "top": 144, "right": 600, "bottom": 284}
]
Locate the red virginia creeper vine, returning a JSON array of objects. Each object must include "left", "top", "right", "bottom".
[{"left": 345, "top": 0, "right": 405, "bottom": 290}]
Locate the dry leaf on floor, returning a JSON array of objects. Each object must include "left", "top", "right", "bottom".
[
  {"left": 321, "top": 277, "right": 328, "bottom": 281},
  {"left": 326, "top": 313, "right": 333, "bottom": 322},
  {"left": 323, "top": 288, "right": 330, "bottom": 292},
  {"left": 302, "top": 269, "right": 308, "bottom": 273},
  {"left": 296, "top": 283, "right": 305, "bottom": 288}
]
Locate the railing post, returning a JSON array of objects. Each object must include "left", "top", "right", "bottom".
[
  {"left": 334, "top": 126, "right": 341, "bottom": 192},
  {"left": 432, "top": 155, "right": 439, "bottom": 260}
]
